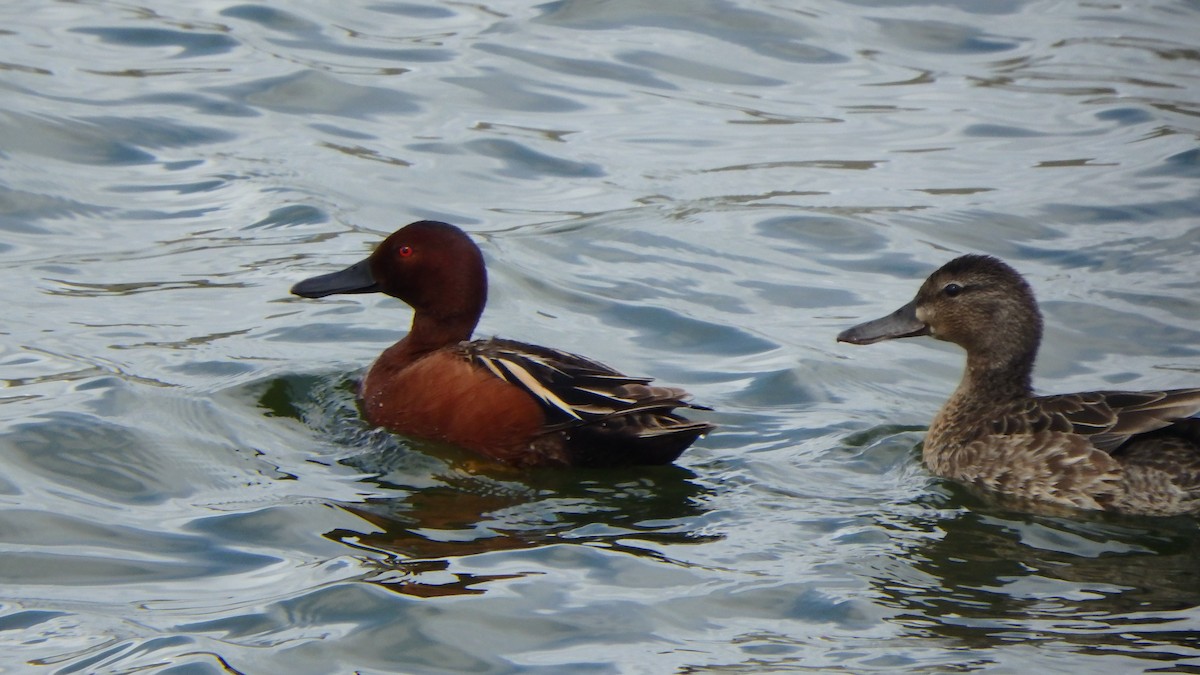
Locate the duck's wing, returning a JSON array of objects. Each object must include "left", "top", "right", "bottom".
[
  {"left": 459, "top": 337, "right": 713, "bottom": 429},
  {"left": 1000, "top": 388, "right": 1200, "bottom": 453}
]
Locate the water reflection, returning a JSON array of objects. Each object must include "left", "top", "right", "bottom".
[
  {"left": 262, "top": 373, "right": 719, "bottom": 598},
  {"left": 871, "top": 492, "right": 1200, "bottom": 665},
  {"left": 337, "top": 454, "right": 719, "bottom": 599}
]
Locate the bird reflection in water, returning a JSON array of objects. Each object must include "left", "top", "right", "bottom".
[
  {"left": 864, "top": 484, "right": 1200, "bottom": 661},
  {"left": 325, "top": 441, "right": 719, "bottom": 599}
]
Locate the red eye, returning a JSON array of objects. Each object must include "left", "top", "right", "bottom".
[{"left": 397, "top": 245, "right": 413, "bottom": 258}]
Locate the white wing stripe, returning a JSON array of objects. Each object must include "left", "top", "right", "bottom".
[
  {"left": 478, "top": 356, "right": 508, "bottom": 381},
  {"left": 495, "top": 358, "right": 582, "bottom": 420},
  {"left": 573, "top": 386, "right": 636, "bottom": 404}
]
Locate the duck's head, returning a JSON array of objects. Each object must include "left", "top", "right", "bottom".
[
  {"left": 291, "top": 220, "right": 488, "bottom": 324},
  {"left": 838, "top": 254, "right": 1043, "bottom": 359}
]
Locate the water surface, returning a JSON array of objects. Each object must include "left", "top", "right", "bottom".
[{"left": 2, "top": 0, "right": 1199, "bottom": 672}]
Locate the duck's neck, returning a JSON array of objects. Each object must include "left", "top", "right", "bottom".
[
  {"left": 954, "top": 302, "right": 1042, "bottom": 406},
  {"left": 946, "top": 349, "right": 1033, "bottom": 413},
  {"left": 927, "top": 347, "right": 1035, "bottom": 461},
  {"left": 403, "top": 311, "right": 479, "bottom": 357},
  {"left": 396, "top": 267, "right": 487, "bottom": 361}
]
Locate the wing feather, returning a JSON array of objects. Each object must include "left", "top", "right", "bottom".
[
  {"left": 457, "top": 338, "right": 712, "bottom": 435},
  {"left": 492, "top": 357, "right": 582, "bottom": 420},
  {"left": 990, "top": 388, "right": 1200, "bottom": 453}
]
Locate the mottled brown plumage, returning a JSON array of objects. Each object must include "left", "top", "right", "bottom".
[{"left": 838, "top": 254, "right": 1200, "bottom": 516}]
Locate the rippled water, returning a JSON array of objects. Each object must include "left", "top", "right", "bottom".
[{"left": 3, "top": 0, "right": 1199, "bottom": 672}]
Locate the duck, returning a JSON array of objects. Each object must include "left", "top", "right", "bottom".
[
  {"left": 291, "top": 220, "right": 714, "bottom": 468},
  {"left": 837, "top": 254, "right": 1200, "bottom": 516}
]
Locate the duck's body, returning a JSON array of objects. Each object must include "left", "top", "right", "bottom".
[
  {"left": 292, "top": 220, "right": 713, "bottom": 468},
  {"left": 839, "top": 254, "right": 1200, "bottom": 516}
]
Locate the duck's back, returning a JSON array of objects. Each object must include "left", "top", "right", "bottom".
[
  {"left": 360, "top": 337, "right": 712, "bottom": 467},
  {"left": 463, "top": 338, "right": 715, "bottom": 467}
]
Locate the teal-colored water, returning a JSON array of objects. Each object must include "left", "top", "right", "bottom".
[{"left": 2, "top": 1, "right": 1198, "bottom": 672}]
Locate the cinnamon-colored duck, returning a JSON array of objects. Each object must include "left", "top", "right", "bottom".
[
  {"left": 838, "top": 254, "right": 1200, "bottom": 516},
  {"left": 291, "top": 220, "right": 714, "bottom": 468}
]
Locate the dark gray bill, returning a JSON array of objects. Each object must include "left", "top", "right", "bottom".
[
  {"left": 837, "top": 298, "right": 929, "bottom": 345},
  {"left": 291, "top": 259, "right": 379, "bottom": 298}
]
